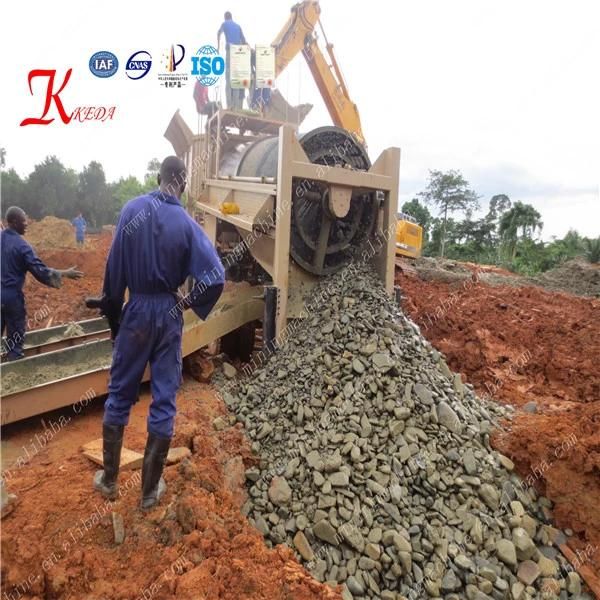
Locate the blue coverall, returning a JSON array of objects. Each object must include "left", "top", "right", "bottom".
[
  {"left": 72, "top": 216, "right": 86, "bottom": 244},
  {"left": 102, "top": 190, "right": 225, "bottom": 438},
  {"left": 1, "top": 229, "right": 56, "bottom": 359}
]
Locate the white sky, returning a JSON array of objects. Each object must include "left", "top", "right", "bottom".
[{"left": 1, "top": 0, "right": 599, "bottom": 240}]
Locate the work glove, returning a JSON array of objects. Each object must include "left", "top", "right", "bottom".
[
  {"left": 85, "top": 295, "right": 122, "bottom": 340},
  {"left": 62, "top": 266, "right": 84, "bottom": 279}
]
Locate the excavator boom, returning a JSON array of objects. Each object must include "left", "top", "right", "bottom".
[{"left": 272, "top": 1, "right": 365, "bottom": 145}]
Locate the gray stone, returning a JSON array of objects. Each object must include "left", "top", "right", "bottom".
[
  {"left": 365, "top": 543, "right": 381, "bottom": 560},
  {"left": 245, "top": 466, "right": 260, "bottom": 482},
  {"left": 462, "top": 449, "right": 477, "bottom": 475},
  {"left": 566, "top": 572, "right": 581, "bottom": 595},
  {"left": 254, "top": 515, "right": 269, "bottom": 535},
  {"left": 293, "top": 531, "right": 315, "bottom": 561},
  {"left": 512, "top": 528, "right": 536, "bottom": 560},
  {"left": 414, "top": 383, "right": 433, "bottom": 405},
  {"left": 441, "top": 569, "right": 460, "bottom": 592},
  {"left": 516, "top": 560, "right": 540, "bottom": 586},
  {"left": 212, "top": 416, "right": 228, "bottom": 431},
  {"left": 392, "top": 533, "right": 412, "bottom": 554},
  {"left": 222, "top": 362, "right": 237, "bottom": 378},
  {"left": 346, "top": 576, "right": 364, "bottom": 595},
  {"left": 455, "top": 554, "right": 475, "bottom": 571},
  {"left": 268, "top": 476, "right": 292, "bottom": 506},
  {"left": 313, "top": 520, "right": 339, "bottom": 546},
  {"left": 352, "top": 358, "right": 365, "bottom": 374},
  {"left": 329, "top": 471, "right": 349, "bottom": 487},
  {"left": 498, "top": 453, "right": 515, "bottom": 471},
  {"left": 479, "top": 483, "right": 500, "bottom": 511},
  {"left": 496, "top": 539, "right": 517, "bottom": 567},
  {"left": 437, "top": 402, "right": 461, "bottom": 433},
  {"left": 372, "top": 352, "right": 394, "bottom": 372},
  {"left": 339, "top": 523, "right": 365, "bottom": 552},
  {"left": 166, "top": 446, "right": 192, "bottom": 464}
]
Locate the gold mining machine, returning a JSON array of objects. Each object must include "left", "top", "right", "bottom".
[{"left": 0, "top": 1, "right": 400, "bottom": 425}]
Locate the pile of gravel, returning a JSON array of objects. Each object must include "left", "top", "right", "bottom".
[{"left": 220, "top": 265, "right": 587, "bottom": 599}]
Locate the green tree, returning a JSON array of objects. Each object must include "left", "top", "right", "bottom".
[
  {"left": 486, "top": 194, "right": 511, "bottom": 223},
  {"left": 401, "top": 198, "right": 432, "bottom": 240},
  {"left": 0, "top": 147, "right": 6, "bottom": 170},
  {"left": 1, "top": 169, "right": 26, "bottom": 212},
  {"left": 26, "top": 156, "right": 78, "bottom": 219},
  {"left": 78, "top": 161, "right": 111, "bottom": 226},
  {"left": 142, "top": 158, "right": 161, "bottom": 191},
  {"left": 418, "top": 170, "right": 480, "bottom": 257},
  {"left": 499, "top": 201, "right": 543, "bottom": 260},
  {"left": 109, "top": 176, "right": 145, "bottom": 223},
  {"left": 583, "top": 237, "right": 600, "bottom": 264}
]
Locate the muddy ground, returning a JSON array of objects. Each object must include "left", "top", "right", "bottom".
[
  {"left": 1, "top": 380, "right": 341, "bottom": 600},
  {"left": 398, "top": 264, "right": 600, "bottom": 577}
]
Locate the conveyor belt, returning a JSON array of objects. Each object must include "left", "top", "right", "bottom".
[
  {"left": 0, "top": 285, "right": 265, "bottom": 425},
  {"left": 1, "top": 318, "right": 110, "bottom": 358}
]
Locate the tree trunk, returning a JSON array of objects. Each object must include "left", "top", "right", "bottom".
[{"left": 440, "top": 204, "right": 448, "bottom": 258}]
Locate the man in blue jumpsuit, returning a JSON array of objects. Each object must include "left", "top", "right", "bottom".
[
  {"left": 1, "top": 206, "right": 83, "bottom": 360},
  {"left": 72, "top": 212, "right": 87, "bottom": 245},
  {"left": 92, "top": 156, "right": 225, "bottom": 509},
  {"left": 217, "top": 11, "right": 247, "bottom": 111}
]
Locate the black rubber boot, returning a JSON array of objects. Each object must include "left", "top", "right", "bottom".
[
  {"left": 93, "top": 423, "right": 124, "bottom": 500},
  {"left": 140, "top": 433, "right": 171, "bottom": 510}
]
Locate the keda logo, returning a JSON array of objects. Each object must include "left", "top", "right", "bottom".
[
  {"left": 20, "top": 69, "right": 116, "bottom": 126},
  {"left": 125, "top": 51, "right": 152, "bottom": 80},
  {"left": 191, "top": 45, "right": 225, "bottom": 87},
  {"left": 89, "top": 51, "right": 119, "bottom": 78},
  {"left": 158, "top": 44, "right": 188, "bottom": 88}
]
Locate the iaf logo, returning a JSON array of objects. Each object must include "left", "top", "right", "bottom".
[
  {"left": 191, "top": 45, "right": 225, "bottom": 86},
  {"left": 89, "top": 51, "right": 119, "bottom": 78}
]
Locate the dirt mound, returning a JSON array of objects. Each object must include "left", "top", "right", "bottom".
[
  {"left": 0, "top": 380, "right": 340, "bottom": 600},
  {"left": 23, "top": 232, "right": 112, "bottom": 327},
  {"left": 398, "top": 268, "right": 600, "bottom": 574},
  {"left": 25, "top": 216, "right": 79, "bottom": 250},
  {"left": 533, "top": 257, "right": 600, "bottom": 297},
  {"left": 415, "top": 255, "right": 600, "bottom": 298}
]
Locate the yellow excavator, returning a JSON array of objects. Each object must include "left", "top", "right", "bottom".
[{"left": 270, "top": 0, "right": 422, "bottom": 258}]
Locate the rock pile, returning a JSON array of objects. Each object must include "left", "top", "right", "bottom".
[{"left": 222, "top": 265, "right": 586, "bottom": 599}]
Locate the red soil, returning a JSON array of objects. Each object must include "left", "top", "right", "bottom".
[
  {"left": 398, "top": 270, "right": 600, "bottom": 574},
  {"left": 1, "top": 380, "right": 341, "bottom": 600}
]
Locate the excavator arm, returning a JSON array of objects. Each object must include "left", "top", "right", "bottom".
[{"left": 272, "top": 1, "right": 365, "bottom": 145}]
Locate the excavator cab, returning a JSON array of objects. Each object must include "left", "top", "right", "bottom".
[{"left": 395, "top": 212, "right": 423, "bottom": 259}]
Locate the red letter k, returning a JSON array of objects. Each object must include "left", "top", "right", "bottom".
[{"left": 20, "top": 69, "right": 73, "bottom": 126}]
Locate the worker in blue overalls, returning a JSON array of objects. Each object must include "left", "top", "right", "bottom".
[
  {"left": 1, "top": 206, "right": 83, "bottom": 360},
  {"left": 217, "top": 11, "right": 247, "bottom": 111},
  {"left": 72, "top": 212, "right": 87, "bottom": 246},
  {"left": 91, "top": 156, "right": 225, "bottom": 510}
]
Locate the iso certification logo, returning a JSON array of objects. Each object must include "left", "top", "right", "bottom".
[
  {"left": 191, "top": 45, "right": 225, "bottom": 86},
  {"left": 89, "top": 51, "right": 119, "bottom": 78}
]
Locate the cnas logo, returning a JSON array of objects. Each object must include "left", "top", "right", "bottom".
[
  {"left": 125, "top": 50, "right": 152, "bottom": 80},
  {"left": 191, "top": 45, "right": 225, "bottom": 86},
  {"left": 89, "top": 51, "right": 119, "bottom": 78},
  {"left": 20, "top": 69, "right": 116, "bottom": 126}
]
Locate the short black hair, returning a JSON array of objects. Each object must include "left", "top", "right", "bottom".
[
  {"left": 224, "top": 11, "right": 232, "bottom": 20},
  {"left": 5, "top": 206, "right": 25, "bottom": 223},
  {"left": 159, "top": 156, "right": 186, "bottom": 187}
]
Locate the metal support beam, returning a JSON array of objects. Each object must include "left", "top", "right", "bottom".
[
  {"left": 273, "top": 125, "right": 294, "bottom": 338},
  {"left": 263, "top": 286, "right": 278, "bottom": 354}
]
